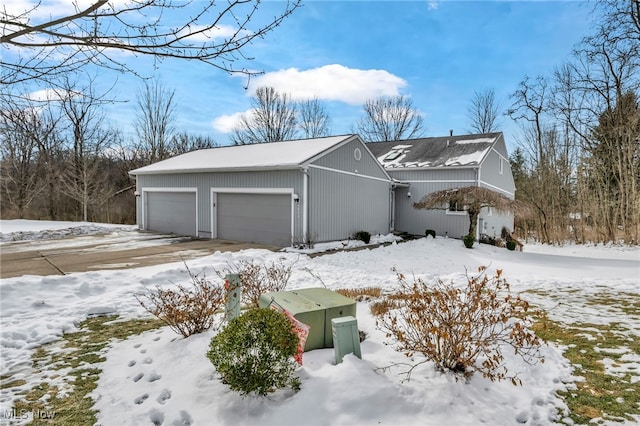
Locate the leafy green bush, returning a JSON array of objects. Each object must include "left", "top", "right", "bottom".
[
  {"left": 207, "top": 308, "right": 300, "bottom": 396},
  {"left": 506, "top": 240, "right": 517, "bottom": 251},
  {"left": 354, "top": 230, "right": 371, "bottom": 244},
  {"left": 463, "top": 234, "right": 475, "bottom": 248}
]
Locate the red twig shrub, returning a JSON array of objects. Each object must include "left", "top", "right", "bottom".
[
  {"left": 375, "top": 266, "right": 544, "bottom": 384},
  {"left": 136, "top": 265, "right": 225, "bottom": 338}
]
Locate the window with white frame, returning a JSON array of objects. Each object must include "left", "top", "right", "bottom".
[
  {"left": 446, "top": 200, "right": 467, "bottom": 215},
  {"left": 499, "top": 157, "right": 504, "bottom": 175}
]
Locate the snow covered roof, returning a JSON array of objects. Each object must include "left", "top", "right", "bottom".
[
  {"left": 366, "top": 133, "right": 501, "bottom": 169},
  {"left": 130, "top": 135, "right": 357, "bottom": 175}
]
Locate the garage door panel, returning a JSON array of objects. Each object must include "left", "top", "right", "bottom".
[
  {"left": 146, "top": 191, "right": 197, "bottom": 237},
  {"left": 216, "top": 193, "right": 290, "bottom": 246}
]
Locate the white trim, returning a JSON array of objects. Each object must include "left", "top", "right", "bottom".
[
  {"left": 209, "top": 187, "right": 295, "bottom": 245},
  {"left": 308, "top": 164, "right": 391, "bottom": 183},
  {"left": 384, "top": 165, "right": 477, "bottom": 171},
  {"left": 303, "top": 134, "right": 358, "bottom": 166},
  {"left": 478, "top": 180, "right": 515, "bottom": 197},
  {"left": 445, "top": 204, "right": 468, "bottom": 216},
  {"left": 142, "top": 187, "right": 198, "bottom": 237},
  {"left": 491, "top": 147, "right": 509, "bottom": 163},
  {"left": 401, "top": 179, "right": 477, "bottom": 184},
  {"left": 304, "top": 136, "right": 393, "bottom": 182},
  {"left": 210, "top": 187, "right": 294, "bottom": 195}
]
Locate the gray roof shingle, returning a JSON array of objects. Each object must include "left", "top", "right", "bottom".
[{"left": 366, "top": 132, "right": 501, "bottom": 169}]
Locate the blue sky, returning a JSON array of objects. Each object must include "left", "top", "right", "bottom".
[{"left": 10, "top": 1, "right": 595, "bottom": 152}]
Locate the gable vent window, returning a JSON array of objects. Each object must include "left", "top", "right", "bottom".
[{"left": 499, "top": 158, "right": 504, "bottom": 175}]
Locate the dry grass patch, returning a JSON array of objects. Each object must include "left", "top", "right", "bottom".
[
  {"left": 4, "top": 315, "right": 163, "bottom": 425},
  {"left": 336, "top": 287, "right": 382, "bottom": 301},
  {"left": 529, "top": 291, "right": 640, "bottom": 424}
]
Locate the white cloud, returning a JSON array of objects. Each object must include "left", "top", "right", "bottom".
[
  {"left": 427, "top": 1, "right": 439, "bottom": 11},
  {"left": 211, "top": 111, "right": 248, "bottom": 133},
  {"left": 26, "top": 88, "right": 68, "bottom": 102},
  {"left": 247, "top": 64, "right": 407, "bottom": 105}
]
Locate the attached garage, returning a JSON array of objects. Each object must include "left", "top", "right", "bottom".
[
  {"left": 144, "top": 189, "right": 197, "bottom": 237},
  {"left": 213, "top": 191, "right": 293, "bottom": 246},
  {"left": 130, "top": 135, "right": 393, "bottom": 246}
]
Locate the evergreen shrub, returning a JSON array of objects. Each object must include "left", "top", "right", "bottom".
[
  {"left": 354, "top": 230, "right": 371, "bottom": 244},
  {"left": 207, "top": 308, "right": 300, "bottom": 396}
]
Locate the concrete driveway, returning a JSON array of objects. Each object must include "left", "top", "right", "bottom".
[{"left": 0, "top": 231, "right": 280, "bottom": 279}]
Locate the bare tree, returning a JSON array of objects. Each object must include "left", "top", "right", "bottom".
[
  {"left": 354, "top": 95, "right": 425, "bottom": 142},
  {"left": 170, "top": 132, "right": 218, "bottom": 155},
  {"left": 58, "top": 77, "right": 115, "bottom": 221},
  {"left": 0, "top": 98, "right": 43, "bottom": 218},
  {"left": 134, "top": 79, "right": 176, "bottom": 164},
  {"left": 467, "top": 89, "right": 501, "bottom": 133},
  {"left": 1, "top": 1, "right": 301, "bottom": 86},
  {"left": 231, "top": 87, "right": 298, "bottom": 145},
  {"left": 298, "top": 98, "right": 330, "bottom": 138},
  {"left": 0, "top": 91, "right": 64, "bottom": 219}
]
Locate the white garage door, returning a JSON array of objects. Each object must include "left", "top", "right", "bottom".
[
  {"left": 146, "top": 191, "right": 197, "bottom": 237},
  {"left": 216, "top": 193, "right": 291, "bottom": 246}
]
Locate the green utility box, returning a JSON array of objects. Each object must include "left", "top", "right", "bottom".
[
  {"left": 259, "top": 288, "right": 356, "bottom": 351},
  {"left": 331, "top": 316, "right": 361, "bottom": 364}
]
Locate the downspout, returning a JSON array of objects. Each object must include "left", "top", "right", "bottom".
[
  {"left": 390, "top": 183, "right": 396, "bottom": 232},
  {"left": 302, "top": 167, "right": 309, "bottom": 244},
  {"left": 475, "top": 167, "right": 481, "bottom": 240}
]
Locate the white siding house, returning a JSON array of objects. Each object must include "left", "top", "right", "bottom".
[{"left": 366, "top": 132, "right": 516, "bottom": 239}]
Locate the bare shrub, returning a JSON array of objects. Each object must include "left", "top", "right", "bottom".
[
  {"left": 370, "top": 297, "right": 404, "bottom": 317},
  {"left": 136, "top": 265, "right": 225, "bottom": 338},
  {"left": 375, "top": 266, "right": 544, "bottom": 384},
  {"left": 216, "top": 257, "right": 297, "bottom": 308},
  {"left": 336, "top": 287, "right": 382, "bottom": 301}
]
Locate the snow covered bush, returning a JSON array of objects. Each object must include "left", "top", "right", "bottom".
[
  {"left": 215, "top": 258, "right": 296, "bottom": 307},
  {"left": 136, "top": 266, "right": 225, "bottom": 337},
  {"left": 375, "top": 266, "right": 544, "bottom": 384},
  {"left": 207, "top": 308, "right": 301, "bottom": 396}
]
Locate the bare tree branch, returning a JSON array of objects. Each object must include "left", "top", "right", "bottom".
[
  {"left": 1, "top": 0, "right": 301, "bottom": 85},
  {"left": 355, "top": 95, "right": 425, "bottom": 142},
  {"left": 467, "top": 88, "right": 501, "bottom": 133}
]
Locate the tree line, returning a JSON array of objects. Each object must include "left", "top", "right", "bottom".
[
  {"left": 1, "top": 0, "right": 637, "bottom": 244},
  {"left": 0, "top": 78, "right": 216, "bottom": 223},
  {"left": 505, "top": 0, "right": 639, "bottom": 244}
]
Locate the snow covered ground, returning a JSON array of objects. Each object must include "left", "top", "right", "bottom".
[{"left": 0, "top": 220, "right": 638, "bottom": 425}]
